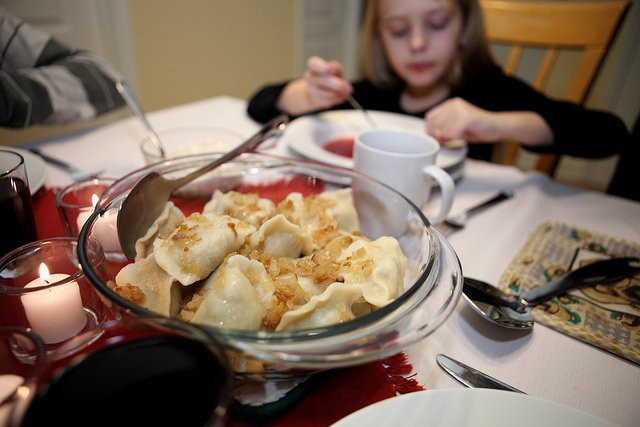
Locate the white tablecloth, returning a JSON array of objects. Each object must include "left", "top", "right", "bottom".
[{"left": 30, "top": 96, "right": 640, "bottom": 427}]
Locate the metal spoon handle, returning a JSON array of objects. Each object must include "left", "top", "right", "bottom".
[
  {"left": 116, "top": 80, "right": 166, "bottom": 157},
  {"left": 463, "top": 278, "right": 523, "bottom": 311},
  {"left": 521, "top": 257, "right": 640, "bottom": 304},
  {"left": 465, "top": 190, "right": 514, "bottom": 218},
  {"left": 345, "top": 94, "right": 376, "bottom": 128},
  {"left": 172, "top": 114, "right": 289, "bottom": 188},
  {"left": 28, "top": 148, "right": 77, "bottom": 171}
]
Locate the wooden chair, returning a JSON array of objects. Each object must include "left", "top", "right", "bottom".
[{"left": 479, "top": 0, "right": 630, "bottom": 174}]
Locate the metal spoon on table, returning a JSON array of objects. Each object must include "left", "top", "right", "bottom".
[
  {"left": 116, "top": 113, "right": 289, "bottom": 260},
  {"left": 116, "top": 79, "right": 167, "bottom": 157},
  {"left": 435, "top": 190, "right": 514, "bottom": 236},
  {"left": 463, "top": 257, "right": 640, "bottom": 329},
  {"left": 27, "top": 148, "right": 103, "bottom": 181}
]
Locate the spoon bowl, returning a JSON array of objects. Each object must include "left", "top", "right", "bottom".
[
  {"left": 115, "top": 114, "right": 288, "bottom": 259},
  {"left": 463, "top": 257, "right": 640, "bottom": 330},
  {"left": 463, "top": 277, "right": 534, "bottom": 329}
]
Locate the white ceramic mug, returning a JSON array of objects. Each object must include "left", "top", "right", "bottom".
[{"left": 353, "top": 129, "right": 455, "bottom": 224}]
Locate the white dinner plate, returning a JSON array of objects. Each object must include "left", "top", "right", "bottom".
[
  {"left": 282, "top": 110, "right": 468, "bottom": 171},
  {"left": 331, "top": 389, "right": 616, "bottom": 427},
  {"left": 0, "top": 146, "right": 47, "bottom": 194}
]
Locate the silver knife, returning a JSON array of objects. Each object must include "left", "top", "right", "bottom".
[{"left": 436, "top": 354, "right": 526, "bottom": 394}]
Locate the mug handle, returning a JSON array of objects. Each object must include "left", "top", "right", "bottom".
[{"left": 422, "top": 165, "right": 455, "bottom": 224}]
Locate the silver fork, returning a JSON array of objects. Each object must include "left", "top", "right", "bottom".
[
  {"left": 28, "top": 148, "right": 103, "bottom": 181},
  {"left": 435, "top": 190, "right": 514, "bottom": 236}
]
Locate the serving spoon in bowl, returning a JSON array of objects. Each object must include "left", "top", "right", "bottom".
[
  {"left": 117, "top": 113, "right": 289, "bottom": 260},
  {"left": 463, "top": 257, "right": 640, "bottom": 329}
]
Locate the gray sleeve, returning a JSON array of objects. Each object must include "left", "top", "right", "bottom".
[{"left": 0, "top": 6, "right": 125, "bottom": 128}]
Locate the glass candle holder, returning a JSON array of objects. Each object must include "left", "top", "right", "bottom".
[
  {"left": 0, "top": 238, "right": 111, "bottom": 360},
  {"left": 55, "top": 178, "right": 121, "bottom": 253},
  {"left": 0, "top": 327, "right": 45, "bottom": 427}
]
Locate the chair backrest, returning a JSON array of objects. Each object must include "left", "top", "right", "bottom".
[{"left": 480, "top": 0, "right": 630, "bottom": 172}]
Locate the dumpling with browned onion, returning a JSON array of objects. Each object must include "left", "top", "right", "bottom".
[
  {"left": 276, "top": 282, "right": 370, "bottom": 331},
  {"left": 247, "top": 214, "right": 313, "bottom": 259},
  {"left": 179, "top": 254, "right": 275, "bottom": 330},
  {"left": 317, "top": 188, "right": 360, "bottom": 233},
  {"left": 204, "top": 190, "right": 275, "bottom": 226},
  {"left": 338, "top": 236, "right": 406, "bottom": 307},
  {"left": 153, "top": 213, "right": 255, "bottom": 286},
  {"left": 134, "top": 201, "right": 185, "bottom": 261},
  {"left": 114, "top": 254, "right": 182, "bottom": 317}
]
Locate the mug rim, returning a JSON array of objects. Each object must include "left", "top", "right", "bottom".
[{"left": 356, "top": 128, "right": 440, "bottom": 157}]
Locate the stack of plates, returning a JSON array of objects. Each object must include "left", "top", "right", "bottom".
[{"left": 281, "top": 110, "right": 468, "bottom": 181}]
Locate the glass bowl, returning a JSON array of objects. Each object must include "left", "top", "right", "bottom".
[{"left": 77, "top": 152, "right": 463, "bottom": 380}]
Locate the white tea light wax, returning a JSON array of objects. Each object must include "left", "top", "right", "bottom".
[
  {"left": 21, "top": 264, "right": 87, "bottom": 344},
  {"left": 94, "top": 210, "right": 120, "bottom": 252},
  {"left": 76, "top": 194, "right": 120, "bottom": 252},
  {"left": 75, "top": 194, "right": 98, "bottom": 233}
]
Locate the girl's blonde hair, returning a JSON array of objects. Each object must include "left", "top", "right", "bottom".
[{"left": 360, "top": 0, "right": 495, "bottom": 88}]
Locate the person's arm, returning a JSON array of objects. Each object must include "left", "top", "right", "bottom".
[
  {"left": 431, "top": 65, "right": 630, "bottom": 159},
  {"left": 247, "top": 56, "right": 352, "bottom": 123},
  {"left": 0, "top": 6, "right": 124, "bottom": 128},
  {"left": 246, "top": 81, "right": 293, "bottom": 123},
  {"left": 426, "top": 98, "right": 553, "bottom": 147}
]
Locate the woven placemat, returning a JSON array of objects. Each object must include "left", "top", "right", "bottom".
[{"left": 498, "top": 221, "right": 640, "bottom": 364}]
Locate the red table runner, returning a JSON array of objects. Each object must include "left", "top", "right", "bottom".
[
  {"left": 33, "top": 187, "right": 67, "bottom": 239},
  {"left": 22, "top": 186, "right": 425, "bottom": 425}
]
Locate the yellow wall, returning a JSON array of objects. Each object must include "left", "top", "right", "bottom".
[
  {"left": 129, "top": 0, "right": 297, "bottom": 111},
  {"left": 0, "top": 0, "right": 297, "bottom": 146}
]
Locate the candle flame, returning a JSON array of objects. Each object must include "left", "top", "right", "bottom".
[
  {"left": 91, "top": 194, "right": 99, "bottom": 208},
  {"left": 38, "top": 263, "right": 51, "bottom": 283}
]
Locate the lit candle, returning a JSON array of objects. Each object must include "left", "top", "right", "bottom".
[
  {"left": 76, "top": 194, "right": 120, "bottom": 252},
  {"left": 75, "top": 194, "right": 98, "bottom": 233},
  {"left": 94, "top": 209, "right": 120, "bottom": 252},
  {"left": 21, "top": 264, "right": 87, "bottom": 344}
]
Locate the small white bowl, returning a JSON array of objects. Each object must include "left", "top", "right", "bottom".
[{"left": 140, "top": 126, "right": 245, "bottom": 165}]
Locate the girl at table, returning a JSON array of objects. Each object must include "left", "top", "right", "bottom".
[{"left": 246, "top": 0, "right": 630, "bottom": 162}]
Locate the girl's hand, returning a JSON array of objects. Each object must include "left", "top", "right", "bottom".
[
  {"left": 278, "top": 56, "right": 353, "bottom": 115},
  {"left": 425, "top": 97, "right": 553, "bottom": 146},
  {"left": 425, "top": 98, "right": 500, "bottom": 144},
  {"left": 303, "top": 56, "right": 353, "bottom": 109}
]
